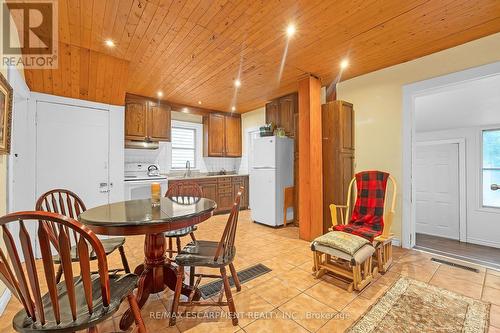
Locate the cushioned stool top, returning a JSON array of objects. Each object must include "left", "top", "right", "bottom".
[
  {"left": 311, "top": 231, "right": 375, "bottom": 265},
  {"left": 311, "top": 243, "right": 375, "bottom": 264},
  {"left": 313, "top": 231, "right": 369, "bottom": 255}
]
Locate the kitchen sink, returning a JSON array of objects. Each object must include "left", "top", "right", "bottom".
[{"left": 206, "top": 171, "right": 237, "bottom": 176}]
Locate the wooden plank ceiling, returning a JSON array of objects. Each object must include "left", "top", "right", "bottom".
[{"left": 14, "top": 0, "right": 500, "bottom": 111}]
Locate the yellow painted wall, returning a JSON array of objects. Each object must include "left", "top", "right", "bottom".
[
  {"left": 241, "top": 107, "right": 265, "bottom": 155},
  {"left": 337, "top": 32, "right": 500, "bottom": 241},
  {"left": 0, "top": 1, "right": 25, "bottom": 301}
]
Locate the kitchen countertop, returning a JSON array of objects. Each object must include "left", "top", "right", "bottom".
[{"left": 165, "top": 173, "right": 249, "bottom": 181}]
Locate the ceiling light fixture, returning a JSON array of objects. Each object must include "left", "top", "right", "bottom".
[
  {"left": 234, "top": 79, "right": 241, "bottom": 88},
  {"left": 286, "top": 24, "right": 296, "bottom": 37},
  {"left": 157, "top": 91, "right": 163, "bottom": 98},
  {"left": 231, "top": 106, "right": 236, "bottom": 111},
  {"left": 198, "top": 101, "right": 202, "bottom": 105},
  {"left": 104, "top": 39, "right": 115, "bottom": 47},
  {"left": 340, "top": 59, "right": 349, "bottom": 70}
]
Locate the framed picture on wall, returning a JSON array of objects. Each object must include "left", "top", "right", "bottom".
[{"left": 0, "top": 72, "right": 13, "bottom": 155}]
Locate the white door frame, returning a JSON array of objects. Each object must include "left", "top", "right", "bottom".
[
  {"left": 402, "top": 61, "right": 500, "bottom": 248},
  {"left": 244, "top": 126, "right": 260, "bottom": 171},
  {"left": 415, "top": 139, "right": 467, "bottom": 242},
  {"left": 245, "top": 126, "right": 260, "bottom": 209}
]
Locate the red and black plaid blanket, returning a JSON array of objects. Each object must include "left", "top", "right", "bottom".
[{"left": 333, "top": 171, "right": 390, "bottom": 241}]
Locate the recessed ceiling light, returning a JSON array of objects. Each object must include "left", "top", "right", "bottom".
[
  {"left": 104, "top": 39, "right": 115, "bottom": 47},
  {"left": 231, "top": 106, "right": 236, "bottom": 111},
  {"left": 286, "top": 24, "right": 296, "bottom": 37},
  {"left": 234, "top": 79, "right": 241, "bottom": 88},
  {"left": 198, "top": 101, "right": 202, "bottom": 105},
  {"left": 340, "top": 59, "right": 349, "bottom": 69},
  {"left": 157, "top": 91, "right": 163, "bottom": 98}
]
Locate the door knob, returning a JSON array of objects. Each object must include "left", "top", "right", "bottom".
[{"left": 491, "top": 184, "right": 500, "bottom": 191}]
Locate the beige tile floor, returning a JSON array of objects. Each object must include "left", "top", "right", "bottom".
[{"left": 1, "top": 209, "right": 499, "bottom": 332}]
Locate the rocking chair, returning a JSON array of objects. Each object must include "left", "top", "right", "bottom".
[{"left": 312, "top": 170, "right": 397, "bottom": 291}]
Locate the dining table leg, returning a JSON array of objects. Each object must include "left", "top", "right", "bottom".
[{"left": 119, "top": 232, "right": 201, "bottom": 330}]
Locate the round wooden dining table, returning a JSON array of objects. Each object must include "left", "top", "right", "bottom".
[{"left": 79, "top": 197, "right": 217, "bottom": 330}]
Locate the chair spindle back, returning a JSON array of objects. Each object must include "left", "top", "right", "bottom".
[
  {"left": 214, "top": 187, "right": 243, "bottom": 261},
  {"left": 165, "top": 182, "right": 203, "bottom": 205},
  {"left": 0, "top": 211, "right": 110, "bottom": 327},
  {"left": 35, "top": 189, "right": 87, "bottom": 250}
]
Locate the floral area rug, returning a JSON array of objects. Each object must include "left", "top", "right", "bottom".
[{"left": 347, "top": 277, "right": 490, "bottom": 333}]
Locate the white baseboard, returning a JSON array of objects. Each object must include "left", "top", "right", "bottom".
[
  {"left": 392, "top": 238, "right": 401, "bottom": 247},
  {"left": 467, "top": 237, "right": 500, "bottom": 249},
  {"left": 0, "top": 289, "right": 12, "bottom": 315}
]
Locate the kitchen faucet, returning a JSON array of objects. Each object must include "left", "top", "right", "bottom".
[{"left": 184, "top": 160, "right": 192, "bottom": 178}]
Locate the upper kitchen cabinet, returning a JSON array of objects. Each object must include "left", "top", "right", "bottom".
[
  {"left": 124, "top": 95, "right": 148, "bottom": 140},
  {"left": 203, "top": 113, "right": 242, "bottom": 157},
  {"left": 125, "top": 93, "right": 171, "bottom": 142},
  {"left": 203, "top": 113, "right": 225, "bottom": 156},
  {"left": 147, "top": 101, "right": 171, "bottom": 141},
  {"left": 279, "top": 93, "right": 297, "bottom": 137},
  {"left": 265, "top": 92, "right": 298, "bottom": 137},
  {"left": 224, "top": 115, "right": 242, "bottom": 157},
  {"left": 265, "top": 99, "right": 280, "bottom": 128}
]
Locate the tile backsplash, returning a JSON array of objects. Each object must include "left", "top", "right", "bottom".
[
  {"left": 203, "top": 157, "right": 241, "bottom": 173},
  {"left": 125, "top": 142, "right": 242, "bottom": 174},
  {"left": 124, "top": 142, "right": 171, "bottom": 172}
]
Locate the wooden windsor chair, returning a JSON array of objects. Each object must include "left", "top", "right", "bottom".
[
  {"left": 0, "top": 211, "right": 146, "bottom": 333},
  {"left": 164, "top": 182, "right": 203, "bottom": 257},
  {"left": 169, "top": 187, "right": 243, "bottom": 326},
  {"left": 36, "top": 189, "right": 131, "bottom": 283}
]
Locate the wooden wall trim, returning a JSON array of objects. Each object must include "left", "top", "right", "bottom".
[
  {"left": 126, "top": 93, "right": 240, "bottom": 118},
  {"left": 298, "top": 76, "right": 323, "bottom": 241}
]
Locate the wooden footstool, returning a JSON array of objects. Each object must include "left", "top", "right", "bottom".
[{"left": 311, "top": 231, "right": 377, "bottom": 292}]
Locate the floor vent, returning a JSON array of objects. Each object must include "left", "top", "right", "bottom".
[
  {"left": 431, "top": 258, "right": 479, "bottom": 273},
  {"left": 199, "top": 264, "right": 272, "bottom": 299}
]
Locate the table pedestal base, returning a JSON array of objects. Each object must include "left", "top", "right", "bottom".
[{"left": 120, "top": 233, "right": 200, "bottom": 330}]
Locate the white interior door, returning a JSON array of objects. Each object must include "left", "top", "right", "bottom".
[
  {"left": 415, "top": 143, "right": 460, "bottom": 239},
  {"left": 36, "top": 101, "right": 110, "bottom": 209}
]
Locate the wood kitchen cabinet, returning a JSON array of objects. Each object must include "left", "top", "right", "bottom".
[
  {"left": 265, "top": 100, "right": 280, "bottom": 128},
  {"left": 148, "top": 101, "right": 171, "bottom": 141},
  {"left": 203, "top": 113, "right": 242, "bottom": 157},
  {"left": 168, "top": 176, "right": 248, "bottom": 214},
  {"left": 322, "top": 100, "right": 355, "bottom": 233},
  {"left": 124, "top": 96, "right": 148, "bottom": 140},
  {"left": 278, "top": 93, "right": 297, "bottom": 137},
  {"left": 198, "top": 180, "right": 218, "bottom": 202},
  {"left": 125, "top": 93, "right": 171, "bottom": 142},
  {"left": 232, "top": 176, "right": 249, "bottom": 208},
  {"left": 265, "top": 92, "right": 297, "bottom": 137},
  {"left": 225, "top": 116, "right": 242, "bottom": 157}
]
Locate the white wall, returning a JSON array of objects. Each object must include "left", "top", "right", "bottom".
[
  {"left": 417, "top": 126, "right": 500, "bottom": 248},
  {"left": 337, "top": 32, "right": 500, "bottom": 243},
  {"left": 239, "top": 107, "right": 266, "bottom": 173}
]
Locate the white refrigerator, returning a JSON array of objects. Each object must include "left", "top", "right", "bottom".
[{"left": 250, "top": 136, "right": 294, "bottom": 227}]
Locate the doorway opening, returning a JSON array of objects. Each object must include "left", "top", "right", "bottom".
[{"left": 404, "top": 62, "right": 500, "bottom": 269}]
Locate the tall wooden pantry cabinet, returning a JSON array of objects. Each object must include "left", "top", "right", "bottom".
[{"left": 322, "top": 100, "right": 355, "bottom": 233}]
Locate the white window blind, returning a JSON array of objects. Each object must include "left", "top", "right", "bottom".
[{"left": 171, "top": 127, "right": 196, "bottom": 169}]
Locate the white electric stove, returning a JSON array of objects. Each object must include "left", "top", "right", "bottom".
[{"left": 124, "top": 163, "right": 168, "bottom": 200}]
